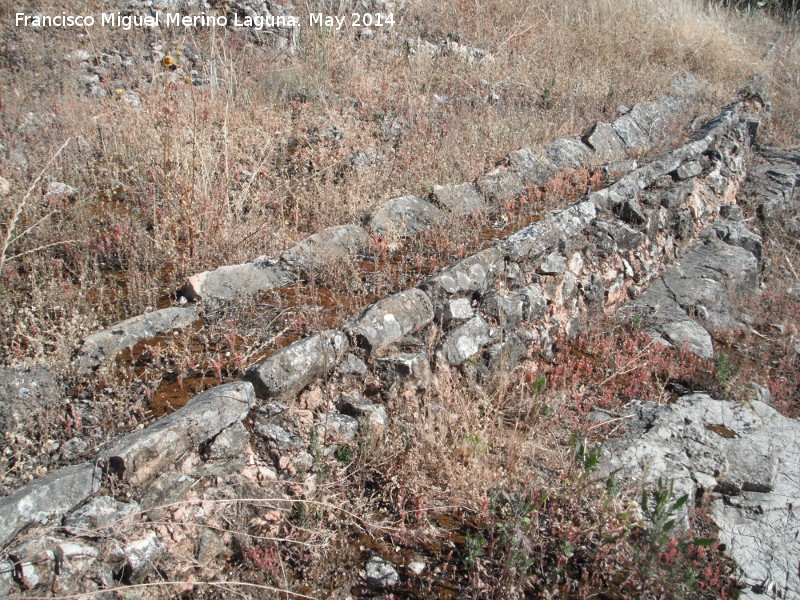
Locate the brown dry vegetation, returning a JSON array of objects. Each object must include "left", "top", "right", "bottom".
[{"left": 1, "top": 0, "right": 799, "bottom": 597}]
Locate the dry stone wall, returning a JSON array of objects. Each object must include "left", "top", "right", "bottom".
[{"left": 2, "top": 78, "right": 799, "bottom": 598}]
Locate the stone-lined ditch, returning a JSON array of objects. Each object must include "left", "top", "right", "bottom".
[{"left": 2, "top": 76, "right": 799, "bottom": 598}]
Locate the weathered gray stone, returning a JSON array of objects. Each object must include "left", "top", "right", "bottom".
[
  {"left": 703, "top": 219, "right": 763, "bottom": 261},
  {"left": 480, "top": 291, "right": 525, "bottom": 330},
  {"left": 109, "top": 531, "right": 164, "bottom": 583},
  {"left": 337, "top": 394, "right": 389, "bottom": 429},
  {"left": 245, "top": 330, "right": 348, "bottom": 400},
  {"left": 600, "top": 394, "right": 800, "bottom": 600},
  {"left": 475, "top": 168, "right": 527, "bottom": 204},
  {"left": 484, "top": 333, "right": 529, "bottom": 372},
  {"left": 337, "top": 354, "right": 368, "bottom": 376},
  {"left": 660, "top": 319, "right": 714, "bottom": 359},
  {"left": 659, "top": 180, "right": 694, "bottom": 208},
  {"left": 439, "top": 316, "right": 492, "bottom": 365},
  {"left": 674, "top": 160, "right": 703, "bottom": 180},
  {"left": 365, "top": 556, "right": 399, "bottom": 589},
  {"left": 663, "top": 240, "right": 758, "bottom": 309},
  {"left": 0, "top": 463, "right": 102, "bottom": 548},
  {"left": 76, "top": 307, "right": 199, "bottom": 372},
  {"left": 604, "top": 159, "right": 638, "bottom": 177},
  {"left": 180, "top": 257, "right": 294, "bottom": 302},
  {"left": 615, "top": 197, "right": 646, "bottom": 225},
  {"left": 206, "top": 421, "right": 249, "bottom": 460},
  {"left": 612, "top": 103, "right": 660, "bottom": 148},
  {"left": 1, "top": 536, "right": 100, "bottom": 594},
  {"left": 520, "top": 284, "right": 548, "bottom": 321},
  {"left": 63, "top": 496, "right": 141, "bottom": 535},
  {"left": 281, "top": 224, "right": 371, "bottom": 275},
  {"left": 501, "top": 200, "right": 596, "bottom": 260},
  {"left": 432, "top": 183, "right": 487, "bottom": 215},
  {"left": 101, "top": 381, "right": 254, "bottom": 485},
  {"left": 368, "top": 195, "right": 445, "bottom": 236},
  {"left": 539, "top": 251, "right": 567, "bottom": 275},
  {"left": 590, "top": 219, "right": 644, "bottom": 258},
  {"left": 582, "top": 122, "right": 626, "bottom": 162},
  {"left": 507, "top": 147, "right": 559, "bottom": 185},
  {"left": 422, "top": 247, "right": 504, "bottom": 298},
  {"left": 253, "top": 421, "right": 304, "bottom": 452},
  {"left": 315, "top": 412, "right": 359, "bottom": 444},
  {"left": 438, "top": 297, "right": 474, "bottom": 323},
  {"left": 545, "top": 137, "right": 594, "bottom": 171},
  {"left": 378, "top": 351, "right": 430, "bottom": 378},
  {"left": 345, "top": 289, "right": 433, "bottom": 354},
  {"left": 719, "top": 204, "right": 744, "bottom": 221}
]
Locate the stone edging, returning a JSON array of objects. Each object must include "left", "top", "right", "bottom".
[{"left": 5, "top": 81, "right": 799, "bottom": 598}]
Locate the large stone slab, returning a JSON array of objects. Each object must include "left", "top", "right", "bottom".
[
  {"left": 368, "top": 195, "right": 445, "bottom": 237},
  {"left": 101, "top": 381, "right": 254, "bottom": 485},
  {"left": 76, "top": 307, "right": 199, "bottom": 372},
  {"left": 582, "top": 122, "right": 626, "bottom": 162},
  {"left": 179, "top": 258, "right": 294, "bottom": 302},
  {"left": 544, "top": 137, "right": 595, "bottom": 171},
  {"left": 507, "top": 147, "right": 559, "bottom": 186},
  {"left": 475, "top": 168, "right": 527, "bottom": 204},
  {"left": 421, "top": 247, "right": 504, "bottom": 299},
  {"left": 663, "top": 239, "right": 758, "bottom": 310},
  {"left": 0, "top": 463, "right": 101, "bottom": 548},
  {"left": 432, "top": 183, "right": 487, "bottom": 215},
  {"left": 500, "top": 200, "right": 596, "bottom": 260},
  {"left": 345, "top": 288, "right": 434, "bottom": 354},
  {"left": 244, "top": 330, "right": 348, "bottom": 400}
]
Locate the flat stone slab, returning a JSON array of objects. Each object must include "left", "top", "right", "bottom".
[
  {"left": 76, "top": 307, "right": 199, "bottom": 372},
  {"left": 101, "top": 381, "right": 254, "bottom": 485},
  {"left": 244, "top": 330, "right": 348, "bottom": 400},
  {"left": 0, "top": 463, "right": 102, "bottom": 548},
  {"left": 345, "top": 288, "right": 434, "bottom": 354},
  {"left": 582, "top": 122, "right": 626, "bottom": 162},
  {"left": 422, "top": 247, "right": 504, "bottom": 298},
  {"left": 625, "top": 233, "right": 759, "bottom": 358},
  {"left": 500, "top": 200, "right": 596, "bottom": 260},
  {"left": 368, "top": 195, "right": 445, "bottom": 237},
  {"left": 432, "top": 183, "right": 487, "bottom": 215},
  {"left": 179, "top": 257, "right": 294, "bottom": 302}
]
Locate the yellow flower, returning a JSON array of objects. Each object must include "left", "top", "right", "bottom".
[
  {"left": 162, "top": 54, "right": 175, "bottom": 69},
  {"left": 184, "top": 76, "right": 193, "bottom": 84},
  {"left": 114, "top": 87, "right": 125, "bottom": 96}
]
